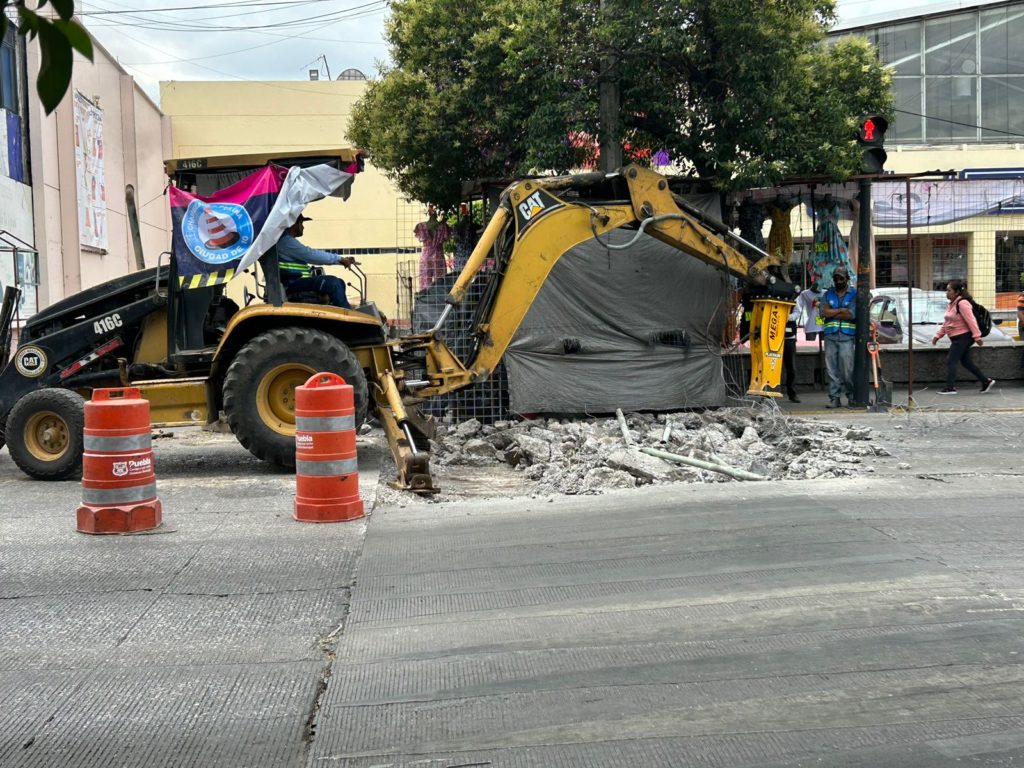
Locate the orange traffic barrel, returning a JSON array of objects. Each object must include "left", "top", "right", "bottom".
[
  {"left": 76, "top": 387, "right": 162, "bottom": 534},
  {"left": 294, "top": 372, "right": 364, "bottom": 523}
]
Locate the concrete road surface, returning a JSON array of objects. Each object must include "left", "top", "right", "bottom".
[{"left": 3, "top": 411, "right": 1024, "bottom": 767}]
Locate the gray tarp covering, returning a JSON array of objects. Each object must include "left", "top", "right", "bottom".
[{"left": 504, "top": 229, "right": 731, "bottom": 414}]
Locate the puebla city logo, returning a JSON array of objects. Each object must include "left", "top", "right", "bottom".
[{"left": 181, "top": 201, "right": 254, "bottom": 264}]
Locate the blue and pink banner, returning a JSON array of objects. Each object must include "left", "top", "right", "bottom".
[
  {"left": 171, "top": 166, "right": 286, "bottom": 288},
  {"left": 170, "top": 163, "right": 356, "bottom": 288}
]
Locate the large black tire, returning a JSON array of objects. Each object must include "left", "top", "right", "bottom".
[
  {"left": 222, "top": 327, "right": 368, "bottom": 468},
  {"left": 6, "top": 388, "right": 86, "bottom": 480}
]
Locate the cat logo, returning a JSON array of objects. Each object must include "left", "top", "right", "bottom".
[
  {"left": 518, "top": 191, "right": 546, "bottom": 221},
  {"left": 514, "top": 188, "right": 564, "bottom": 239},
  {"left": 14, "top": 346, "right": 47, "bottom": 377}
]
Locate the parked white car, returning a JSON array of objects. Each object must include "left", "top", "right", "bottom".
[{"left": 869, "top": 287, "right": 1014, "bottom": 346}]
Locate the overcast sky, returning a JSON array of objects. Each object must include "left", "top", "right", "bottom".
[{"left": 78, "top": 0, "right": 954, "bottom": 104}]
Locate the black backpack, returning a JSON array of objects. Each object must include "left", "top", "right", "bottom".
[{"left": 956, "top": 298, "right": 992, "bottom": 337}]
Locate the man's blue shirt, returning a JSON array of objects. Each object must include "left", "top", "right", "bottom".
[{"left": 277, "top": 234, "right": 340, "bottom": 266}]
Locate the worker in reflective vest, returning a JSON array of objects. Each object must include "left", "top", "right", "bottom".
[
  {"left": 277, "top": 214, "right": 356, "bottom": 308},
  {"left": 821, "top": 266, "right": 857, "bottom": 408}
]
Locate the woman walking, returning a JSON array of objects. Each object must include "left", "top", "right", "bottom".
[{"left": 931, "top": 279, "right": 995, "bottom": 395}]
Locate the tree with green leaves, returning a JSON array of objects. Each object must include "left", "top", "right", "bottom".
[
  {"left": 349, "top": 0, "right": 892, "bottom": 207},
  {"left": 2, "top": 0, "right": 93, "bottom": 114}
]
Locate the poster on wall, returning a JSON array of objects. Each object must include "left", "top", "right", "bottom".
[
  {"left": 73, "top": 90, "right": 107, "bottom": 250},
  {"left": 15, "top": 250, "right": 37, "bottom": 318}
]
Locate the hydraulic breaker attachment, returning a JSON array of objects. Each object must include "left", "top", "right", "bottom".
[
  {"left": 377, "top": 371, "right": 437, "bottom": 493},
  {"left": 747, "top": 298, "right": 794, "bottom": 397}
]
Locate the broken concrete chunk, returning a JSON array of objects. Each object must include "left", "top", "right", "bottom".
[
  {"left": 524, "top": 464, "right": 546, "bottom": 480},
  {"left": 737, "top": 426, "right": 761, "bottom": 449},
  {"left": 454, "top": 418, "right": 483, "bottom": 439},
  {"left": 605, "top": 448, "right": 675, "bottom": 483},
  {"left": 582, "top": 467, "right": 637, "bottom": 491},
  {"left": 507, "top": 433, "right": 552, "bottom": 465},
  {"left": 461, "top": 438, "right": 498, "bottom": 464}
]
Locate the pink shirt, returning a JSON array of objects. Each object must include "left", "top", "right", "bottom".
[{"left": 935, "top": 297, "right": 982, "bottom": 341}]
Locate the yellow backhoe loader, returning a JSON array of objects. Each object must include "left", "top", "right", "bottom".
[{"left": 0, "top": 152, "right": 792, "bottom": 492}]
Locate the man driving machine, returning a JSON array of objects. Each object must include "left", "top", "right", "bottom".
[{"left": 277, "top": 213, "right": 357, "bottom": 308}]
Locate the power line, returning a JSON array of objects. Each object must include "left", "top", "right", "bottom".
[
  {"left": 119, "top": 12, "right": 349, "bottom": 65},
  {"left": 85, "top": 4, "right": 386, "bottom": 33},
  {"left": 93, "top": 14, "right": 377, "bottom": 98},
  {"left": 82, "top": 0, "right": 384, "bottom": 53},
  {"left": 80, "top": 0, "right": 338, "bottom": 15},
  {"left": 81, "top": 0, "right": 384, "bottom": 31},
  {"left": 895, "top": 108, "right": 1024, "bottom": 140}
]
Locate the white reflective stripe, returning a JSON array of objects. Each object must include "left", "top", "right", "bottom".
[
  {"left": 296, "top": 458, "right": 358, "bottom": 476},
  {"left": 295, "top": 415, "right": 355, "bottom": 433},
  {"left": 84, "top": 434, "right": 151, "bottom": 452},
  {"left": 81, "top": 482, "right": 157, "bottom": 505}
]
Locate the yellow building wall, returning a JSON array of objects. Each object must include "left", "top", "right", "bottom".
[{"left": 160, "top": 80, "right": 425, "bottom": 319}]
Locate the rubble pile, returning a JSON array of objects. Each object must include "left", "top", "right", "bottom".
[{"left": 430, "top": 408, "right": 890, "bottom": 495}]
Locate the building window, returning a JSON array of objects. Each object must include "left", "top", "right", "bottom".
[
  {"left": 839, "top": 7, "right": 1024, "bottom": 145},
  {"left": 876, "top": 240, "right": 912, "bottom": 286},
  {"left": 925, "top": 14, "right": 976, "bottom": 76},
  {"left": 932, "top": 237, "right": 967, "bottom": 289},
  {"left": 980, "top": 6, "right": 1024, "bottom": 76},
  {"left": 0, "top": 26, "right": 16, "bottom": 114},
  {"left": 891, "top": 77, "right": 923, "bottom": 141},
  {"left": 996, "top": 233, "right": 1024, "bottom": 293},
  {"left": 980, "top": 76, "right": 1024, "bottom": 140}
]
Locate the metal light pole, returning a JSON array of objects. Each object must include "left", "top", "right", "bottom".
[{"left": 853, "top": 177, "right": 872, "bottom": 406}]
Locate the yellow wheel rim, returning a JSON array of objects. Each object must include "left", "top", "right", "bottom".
[
  {"left": 24, "top": 410, "right": 70, "bottom": 461},
  {"left": 255, "top": 363, "right": 316, "bottom": 436}
]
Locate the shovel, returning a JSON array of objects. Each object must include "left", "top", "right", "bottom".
[{"left": 868, "top": 324, "right": 892, "bottom": 412}]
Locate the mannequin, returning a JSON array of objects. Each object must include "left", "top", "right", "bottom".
[
  {"left": 812, "top": 197, "right": 852, "bottom": 291},
  {"left": 414, "top": 205, "right": 451, "bottom": 291}
]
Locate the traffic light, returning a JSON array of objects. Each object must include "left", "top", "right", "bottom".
[{"left": 856, "top": 114, "right": 888, "bottom": 173}]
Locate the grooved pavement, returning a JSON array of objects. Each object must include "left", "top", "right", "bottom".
[
  {"left": 309, "top": 412, "right": 1024, "bottom": 767},
  {"left": 0, "top": 433, "right": 381, "bottom": 768},
  {"left": 5, "top": 413, "right": 1024, "bottom": 766}
]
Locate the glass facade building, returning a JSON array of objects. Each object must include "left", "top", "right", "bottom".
[{"left": 840, "top": 2, "right": 1024, "bottom": 144}]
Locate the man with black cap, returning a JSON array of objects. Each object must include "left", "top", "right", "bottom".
[
  {"left": 820, "top": 266, "right": 857, "bottom": 407},
  {"left": 277, "top": 213, "right": 356, "bottom": 308}
]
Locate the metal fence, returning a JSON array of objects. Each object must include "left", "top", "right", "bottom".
[
  {"left": 389, "top": 172, "right": 1024, "bottom": 418},
  {"left": 743, "top": 173, "right": 1023, "bottom": 316},
  {"left": 395, "top": 259, "right": 510, "bottom": 423}
]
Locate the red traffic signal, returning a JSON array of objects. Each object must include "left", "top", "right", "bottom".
[{"left": 857, "top": 115, "right": 888, "bottom": 146}]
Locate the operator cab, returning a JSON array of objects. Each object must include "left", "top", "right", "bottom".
[{"left": 162, "top": 148, "right": 380, "bottom": 365}]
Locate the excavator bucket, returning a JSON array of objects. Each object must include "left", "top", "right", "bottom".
[{"left": 747, "top": 298, "right": 794, "bottom": 397}]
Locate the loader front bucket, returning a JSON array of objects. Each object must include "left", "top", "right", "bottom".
[{"left": 747, "top": 298, "right": 793, "bottom": 397}]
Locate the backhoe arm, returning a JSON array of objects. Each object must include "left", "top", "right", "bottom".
[
  {"left": 380, "top": 165, "right": 798, "bottom": 492},
  {"left": 411, "top": 165, "right": 794, "bottom": 399}
]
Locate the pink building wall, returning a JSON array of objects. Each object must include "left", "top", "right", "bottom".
[{"left": 26, "top": 31, "right": 172, "bottom": 311}]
